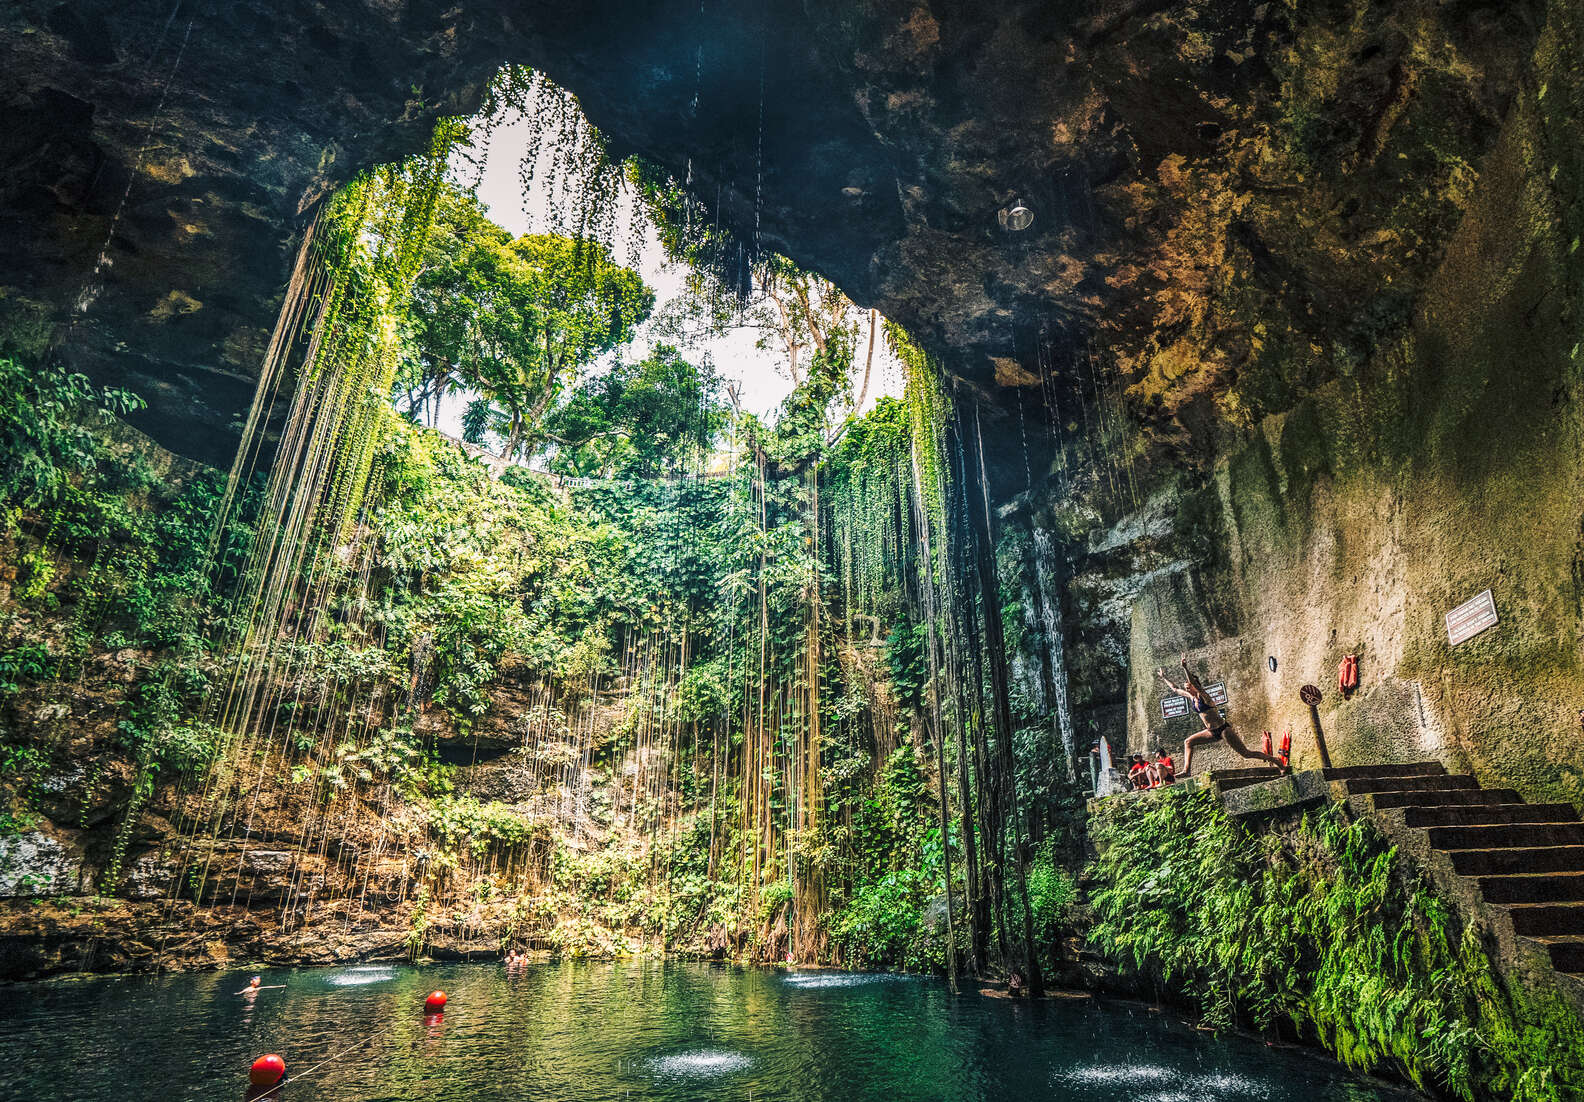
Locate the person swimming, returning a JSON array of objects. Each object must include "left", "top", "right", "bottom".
[
  {"left": 1157, "top": 656, "right": 1285, "bottom": 776},
  {"left": 236, "top": 976, "right": 285, "bottom": 997}
]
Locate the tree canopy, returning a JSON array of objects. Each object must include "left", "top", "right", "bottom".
[
  {"left": 544, "top": 343, "right": 728, "bottom": 478},
  {"left": 396, "top": 186, "right": 654, "bottom": 460}
]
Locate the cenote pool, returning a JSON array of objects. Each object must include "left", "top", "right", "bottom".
[{"left": 0, "top": 961, "right": 1410, "bottom": 1101}]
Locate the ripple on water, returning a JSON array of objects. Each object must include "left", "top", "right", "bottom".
[
  {"left": 1062, "top": 1065, "right": 1269, "bottom": 1100},
  {"left": 327, "top": 967, "right": 397, "bottom": 987},
  {"left": 648, "top": 1050, "right": 753, "bottom": 1077}
]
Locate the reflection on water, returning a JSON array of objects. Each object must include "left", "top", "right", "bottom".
[{"left": 0, "top": 960, "right": 1410, "bottom": 1101}]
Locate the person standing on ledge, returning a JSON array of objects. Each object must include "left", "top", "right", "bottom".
[{"left": 1157, "top": 656, "right": 1285, "bottom": 777}]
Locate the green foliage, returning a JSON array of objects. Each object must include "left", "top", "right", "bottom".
[
  {"left": 0, "top": 643, "right": 54, "bottom": 698},
  {"left": 1026, "top": 838, "right": 1077, "bottom": 943},
  {"left": 398, "top": 185, "right": 654, "bottom": 459},
  {"left": 829, "top": 867, "right": 937, "bottom": 970},
  {"left": 428, "top": 795, "right": 546, "bottom": 859},
  {"left": 1088, "top": 790, "right": 1584, "bottom": 1101},
  {"left": 544, "top": 343, "right": 726, "bottom": 477},
  {"left": 0, "top": 356, "right": 144, "bottom": 514}
]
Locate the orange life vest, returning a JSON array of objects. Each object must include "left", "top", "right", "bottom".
[{"left": 1338, "top": 653, "right": 1359, "bottom": 698}]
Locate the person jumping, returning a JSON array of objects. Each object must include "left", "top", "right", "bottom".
[{"left": 1157, "top": 656, "right": 1285, "bottom": 776}]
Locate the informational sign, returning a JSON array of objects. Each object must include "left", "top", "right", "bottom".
[
  {"left": 1446, "top": 589, "right": 1498, "bottom": 646},
  {"left": 1161, "top": 680, "right": 1228, "bottom": 719}
]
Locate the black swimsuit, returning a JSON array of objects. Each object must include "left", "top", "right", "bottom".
[{"left": 1193, "top": 697, "right": 1227, "bottom": 739}]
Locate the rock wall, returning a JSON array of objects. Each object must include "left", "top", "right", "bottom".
[
  {"left": 1026, "top": 1, "right": 1584, "bottom": 806},
  {"left": 1, "top": 1, "right": 1549, "bottom": 497}
]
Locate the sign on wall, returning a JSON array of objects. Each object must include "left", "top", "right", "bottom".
[
  {"left": 1161, "top": 680, "right": 1229, "bottom": 719},
  {"left": 1446, "top": 589, "right": 1498, "bottom": 646}
]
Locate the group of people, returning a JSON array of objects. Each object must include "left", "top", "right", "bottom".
[
  {"left": 1125, "top": 749, "right": 1176, "bottom": 791},
  {"left": 1102, "top": 656, "right": 1287, "bottom": 794}
]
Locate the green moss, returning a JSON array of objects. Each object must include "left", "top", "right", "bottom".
[
  {"left": 1276, "top": 399, "right": 1331, "bottom": 507},
  {"left": 0, "top": 294, "right": 51, "bottom": 363},
  {"left": 1087, "top": 790, "right": 1584, "bottom": 1101}
]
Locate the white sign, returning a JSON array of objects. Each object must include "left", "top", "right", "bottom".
[
  {"left": 1204, "top": 681, "right": 1229, "bottom": 706},
  {"left": 1446, "top": 589, "right": 1498, "bottom": 646}
]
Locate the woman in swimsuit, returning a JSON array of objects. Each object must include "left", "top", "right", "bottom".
[{"left": 1156, "top": 656, "right": 1285, "bottom": 777}]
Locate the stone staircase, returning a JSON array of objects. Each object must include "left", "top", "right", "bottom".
[{"left": 1207, "top": 761, "right": 1584, "bottom": 983}]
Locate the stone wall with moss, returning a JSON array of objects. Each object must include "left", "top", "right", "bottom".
[{"left": 1040, "top": 0, "right": 1584, "bottom": 808}]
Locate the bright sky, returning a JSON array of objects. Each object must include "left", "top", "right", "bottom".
[{"left": 430, "top": 107, "right": 901, "bottom": 446}]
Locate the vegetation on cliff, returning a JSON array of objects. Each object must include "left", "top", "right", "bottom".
[
  {"left": 0, "top": 74, "right": 1082, "bottom": 980},
  {"left": 1089, "top": 789, "right": 1584, "bottom": 1102}
]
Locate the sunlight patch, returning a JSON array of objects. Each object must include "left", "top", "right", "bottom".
[
  {"left": 1061, "top": 1065, "right": 1270, "bottom": 1099},
  {"left": 782, "top": 972, "right": 887, "bottom": 989},
  {"left": 327, "top": 967, "right": 397, "bottom": 987},
  {"left": 648, "top": 1050, "right": 753, "bottom": 1077}
]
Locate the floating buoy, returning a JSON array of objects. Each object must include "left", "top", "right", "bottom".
[
  {"left": 425, "top": 990, "right": 447, "bottom": 1013},
  {"left": 249, "top": 1054, "right": 286, "bottom": 1087}
]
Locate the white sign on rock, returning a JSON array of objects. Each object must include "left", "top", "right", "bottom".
[{"left": 1446, "top": 589, "right": 1498, "bottom": 646}]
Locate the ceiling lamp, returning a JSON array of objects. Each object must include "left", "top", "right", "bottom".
[{"left": 998, "top": 198, "right": 1034, "bottom": 232}]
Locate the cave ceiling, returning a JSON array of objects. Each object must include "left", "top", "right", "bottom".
[{"left": 0, "top": 0, "right": 1544, "bottom": 488}]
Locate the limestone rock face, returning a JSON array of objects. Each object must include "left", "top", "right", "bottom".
[
  {"left": 0, "top": 0, "right": 1544, "bottom": 481},
  {"left": 0, "top": 830, "right": 82, "bottom": 897}
]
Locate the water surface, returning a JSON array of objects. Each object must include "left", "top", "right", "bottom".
[{"left": 0, "top": 961, "right": 1411, "bottom": 1101}]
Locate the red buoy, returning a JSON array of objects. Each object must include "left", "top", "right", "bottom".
[
  {"left": 425, "top": 990, "right": 447, "bottom": 1013},
  {"left": 249, "top": 1054, "right": 286, "bottom": 1087}
]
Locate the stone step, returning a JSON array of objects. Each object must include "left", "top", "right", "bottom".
[
  {"left": 1369, "top": 788, "right": 1522, "bottom": 810},
  {"left": 1344, "top": 774, "right": 1479, "bottom": 795},
  {"left": 1427, "top": 822, "right": 1584, "bottom": 850},
  {"left": 1212, "top": 773, "right": 1284, "bottom": 792},
  {"left": 1210, "top": 768, "right": 1284, "bottom": 781},
  {"left": 1322, "top": 762, "right": 1447, "bottom": 781},
  {"left": 1507, "top": 904, "right": 1584, "bottom": 937},
  {"left": 1404, "top": 804, "right": 1579, "bottom": 828},
  {"left": 1537, "top": 937, "right": 1584, "bottom": 974},
  {"left": 1479, "top": 873, "right": 1584, "bottom": 904},
  {"left": 1448, "top": 846, "right": 1584, "bottom": 877}
]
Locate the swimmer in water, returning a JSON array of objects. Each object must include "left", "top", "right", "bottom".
[{"left": 236, "top": 976, "right": 285, "bottom": 996}]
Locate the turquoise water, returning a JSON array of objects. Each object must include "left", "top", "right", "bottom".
[{"left": 0, "top": 961, "right": 1410, "bottom": 1100}]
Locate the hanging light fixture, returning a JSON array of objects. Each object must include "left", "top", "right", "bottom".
[{"left": 998, "top": 197, "right": 1035, "bottom": 232}]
